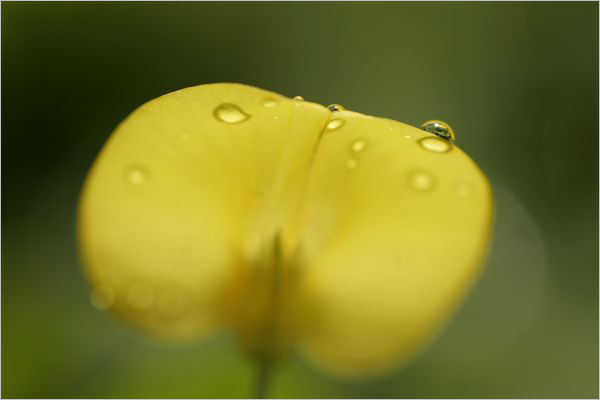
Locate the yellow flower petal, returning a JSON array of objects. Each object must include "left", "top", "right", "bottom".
[
  {"left": 290, "top": 111, "right": 493, "bottom": 377},
  {"left": 79, "top": 83, "right": 330, "bottom": 339}
]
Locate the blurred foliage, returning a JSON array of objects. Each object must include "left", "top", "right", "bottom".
[{"left": 1, "top": 2, "right": 598, "bottom": 398}]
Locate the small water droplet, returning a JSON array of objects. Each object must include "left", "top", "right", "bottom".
[
  {"left": 346, "top": 158, "right": 358, "bottom": 170},
  {"left": 213, "top": 103, "right": 250, "bottom": 124},
  {"left": 124, "top": 165, "right": 150, "bottom": 186},
  {"left": 127, "top": 284, "right": 154, "bottom": 310},
  {"left": 90, "top": 285, "right": 115, "bottom": 310},
  {"left": 327, "top": 119, "right": 344, "bottom": 130},
  {"left": 293, "top": 96, "right": 304, "bottom": 101},
  {"left": 419, "top": 137, "right": 451, "bottom": 153},
  {"left": 157, "top": 291, "right": 186, "bottom": 316},
  {"left": 420, "top": 120, "right": 456, "bottom": 142},
  {"left": 408, "top": 170, "right": 435, "bottom": 192},
  {"left": 350, "top": 138, "right": 368, "bottom": 153},
  {"left": 327, "top": 104, "right": 345, "bottom": 112},
  {"left": 455, "top": 182, "right": 475, "bottom": 198},
  {"left": 403, "top": 134, "right": 413, "bottom": 139},
  {"left": 261, "top": 97, "right": 278, "bottom": 107}
]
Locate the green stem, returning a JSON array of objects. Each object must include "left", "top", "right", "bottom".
[{"left": 253, "top": 357, "right": 273, "bottom": 399}]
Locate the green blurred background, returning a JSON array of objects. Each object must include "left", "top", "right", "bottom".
[{"left": 2, "top": 2, "right": 598, "bottom": 398}]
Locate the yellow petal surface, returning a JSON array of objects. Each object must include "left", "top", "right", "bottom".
[
  {"left": 291, "top": 112, "right": 493, "bottom": 377},
  {"left": 79, "top": 83, "right": 330, "bottom": 339}
]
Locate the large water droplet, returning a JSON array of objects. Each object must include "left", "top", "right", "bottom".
[
  {"left": 327, "top": 119, "right": 344, "bottom": 130},
  {"left": 124, "top": 165, "right": 150, "bottom": 186},
  {"left": 327, "top": 104, "right": 345, "bottom": 112},
  {"left": 293, "top": 96, "right": 304, "bottom": 101},
  {"left": 213, "top": 103, "right": 250, "bottom": 124},
  {"left": 90, "top": 285, "right": 115, "bottom": 310},
  {"left": 346, "top": 158, "right": 358, "bottom": 170},
  {"left": 351, "top": 138, "right": 368, "bottom": 153},
  {"left": 408, "top": 170, "right": 435, "bottom": 192},
  {"left": 420, "top": 120, "right": 456, "bottom": 142},
  {"left": 419, "top": 137, "right": 451, "bottom": 153},
  {"left": 127, "top": 283, "right": 154, "bottom": 310},
  {"left": 261, "top": 97, "right": 278, "bottom": 107}
]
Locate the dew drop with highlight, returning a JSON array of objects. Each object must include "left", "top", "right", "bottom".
[
  {"left": 124, "top": 164, "right": 150, "bottom": 186},
  {"left": 408, "top": 170, "right": 435, "bottom": 192},
  {"left": 327, "top": 119, "right": 344, "bottom": 130},
  {"left": 351, "top": 139, "right": 368, "bottom": 153},
  {"left": 420, "top": 120, "right": 456, "bottom": 142},
  {"left": 213, "top": 103, "right": 250, "bottom": 124},
  {"left": 328, "top": 104, "right": 345, "bottom": 112},
  {"left": 419, "top": 137, "right": 451, "bottom": 153},
  {"left": 261, "top": 97, "right": 278, "bottom": 107}
]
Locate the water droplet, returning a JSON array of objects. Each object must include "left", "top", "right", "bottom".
[
  {"left": 419, "top": 137, "right": 451, "bottom": 153},
  {"left": 90, "top": 285, "right": 115, "bottom": 310},
  {"left": 420, "top": 120, "right": 456, "bottom": 142},
  {"left": 157, "top": 291, "right": 186, "bottom": 316},
  {"left": 346, "top": 159, "right": 358, "bottom": 170},
  {"left": 213, "top": 103, "right": 250, "bottom": 124},
  {"left": 455, "top": 182, "right": 475, "bottom": 198},
  {"left": 408, "top": 170, "right": 435, "bottom": 192},
  {"left": 124, "top": 165, "right": 150, "bottom": 186},
  {"left": 293, "top": 96, "right": 304, "bottom": 101},
  {"left": 403, "top": 134, "right": 413, "bottom": 139},
  {"left": 327, "top": 119, "right": 344, "bottom": 130},
  {"left": 127, "top": 284, "right": 154, "bottom": 310},
  {"left": 261, "top": 97, "right": 278, "bottom": 107},
  {"left": 350, "top": 138, "right": 368, "bottom": 153},
  {"left": 327, "top": 104, "right": 345, "bottom": 112}
]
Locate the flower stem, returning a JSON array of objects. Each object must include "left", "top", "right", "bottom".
[{"left": 253, "top": 356, "right": 273, "bottom": 399}]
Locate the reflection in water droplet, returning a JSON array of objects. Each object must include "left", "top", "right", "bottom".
[
  {"left": 213, "top": 103, "right": 250, "bottom": 124},
  {"left": 403, "top": 134, "right": 413, "bottom": 139},
  {"left": 293, "top": 96, "right": 304, "bottom": 101},
  {"left": 420, "top": 120, "right": 456, "bottom": 142},
  {"left": 419, "top": 137, "right": 451, "bottom": 153},
  {"left": 346, "top": 158, "right": 358, "bottom": 170},
  {"left": 351, "top": 138, "right": 368, "bottom": 153},
  {"left": 409, "top": 170, "right": 435, "bottom": 192},
  {"left": 125, "top": 165, "right": 150, "bottom": 186},
  {"left": 261, "top": 97, "right": 278, "bottom": 107},
  {"left": 327, "top": 119, "right": 344, "bottom": 130},
  {"left": 455, "top": 182, "right": 475, "bottom": 198},
  {"left": 127, "top": 284, "right": 154, "bottom": 310},
  {"left": 327, "top": 104, "right": 345, "bottom": 112},
  {"left": 157, "top": 291, "right": 186, "bottom": 316},
  {"left": 91, "top": 285, "right": 115, "bottom": 310}
]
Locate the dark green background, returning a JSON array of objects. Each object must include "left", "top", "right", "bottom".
[{"left": 2, "top": 2, "right": 598, "bottom": 398}]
